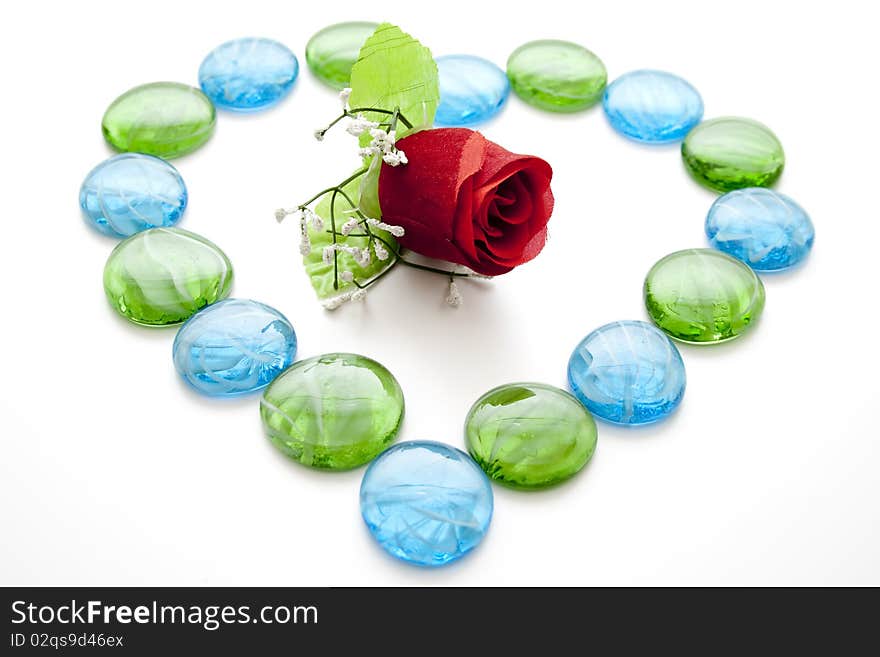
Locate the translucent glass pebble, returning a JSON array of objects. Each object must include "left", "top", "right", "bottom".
[
  {"left": 305, "top": 21, "right": 378, "bottom": 89},
  {"left": 102, "top": 82, "right": 216, "bottom": 159},
  {"left": 465, "top": 383, "right": 597, "bottom": 489},
  {"left": 198, "top": 38, "right": 299, "bottom": 112},
  {"left": 260, "top": 353, "right": 404, "bottom": 470},
  {"left": 506, "top": 39, "right": 607, "bottom": 112},
  {"left": 172, "top": 299, "right": 296, "bottom": 397},
  {"left": 360, "top": 441, "right": 493, "bottom": 566},
  {"left": 568, "top": 321, "right": 686, "bottom": 425},
  {"left": 103, "top": 227, "right": 233, "bottom": 326},
  {"left": 644, "top": 248, "right": 765, "bottom": 344},
  {"left": 603, "top": 70, "right": 703, "bottom": 143},
  {"left": 434, "top": 55, "right": 510, "bottom": 127},
  {"left": 79, "top": 153, "right": 187, "bottom": 238},
  {"left": 682, "top": 117, "right": 784, "bottom": 192},
  {"left": 706, "top": 188, "right": 815, "bottom": 271}
]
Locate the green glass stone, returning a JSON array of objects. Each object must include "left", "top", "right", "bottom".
[
  {"left": 306, "top": 22, "right": 379, "bottom": 90},
  {"left": 644, "top": 248, "right": 765, "bottom": 344},
  {"left": 465, "top": 383, "right": 597, "bottom": 489},
  {"left": 261, "top": 353, "right": 404, "bottom": 470},
  {"left": 102, "top": 82, "right": 216, "bottom": 159},
  {"left": 103, "top": 227, "right": 233, "bottom": 326},
  {"left": 506, "top": 40, "right": 607, "bottom": 112},
  {"left": 681, "top": 117, "right": 784, "bottom": 192}
]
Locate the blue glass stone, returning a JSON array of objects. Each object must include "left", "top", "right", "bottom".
[
  {"left": 435, "top": 55, "right": 510, "bottom": 127},
  {"left": 79, "top": 153, "right": 187, "bottom": 238},
  {"left": 603, "top": 70, "right": 703, "bottom": 143},
  {"left": 568, "top": 320, "right": 686, "bottom": 425},
  {"left": 172, "top": 298, "right": 296, "bottom": 397},
  {"left": 198, "top": 37, "right": 299, "bottom": 112},
  {"left": 706, "top": 188, "right": 815, "bottom": 271},
  {"left": 360, "top": 441, "right": 493, "bottom": 567}
]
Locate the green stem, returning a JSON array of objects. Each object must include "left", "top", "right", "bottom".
[
  {"left": 335, "top": 189, "right": 367, "bottom": 219},
  {"left": 299, "top": 167, "right": 368, "bottom": 208},
  {"left": 326, "top": 229, "right": 475, "bottom": 280},
  {"left": 330, "top": 189, "right": 339, "bottom": 290},
  {"left": 347, "top": 107, "right": 413, "bottom": 129},
  {"left": 388, "top": 108, "right": 401, "bottom": 135}
]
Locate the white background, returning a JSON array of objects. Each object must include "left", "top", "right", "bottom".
[{"left": 1, "top": 0, "right": 878, "bottom": 586}]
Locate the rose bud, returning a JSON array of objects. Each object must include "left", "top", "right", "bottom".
[{"left": 378, "top": 128, "right": 554, "bottom": 276}]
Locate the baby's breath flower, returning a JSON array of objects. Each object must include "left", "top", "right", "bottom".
[
  {"left": 298, "top": 215, "right": 311, "bottom": 256},
  {"left": 358, "top": 146, "right": 380, "bottom": 158},
  {"left": 341, "top": 218, "right": 361, "bottom": 236},
  {"left": 446, "top": 279, "right": 463, "bottom": 307},
  {"left": 351, "top": 288, "right": 367, "bottom": 302},
  {"left": 354, "top": 247, "right": 371, "bottom": 268},
  {"left": 339, "top": 87, "right": 352, "bottom": 109},
  {"left": 373, "top": 241, "right": 389, "bottom": 261},
  {"left": 313, "top": 128, "right": 326, "bottom": 142},
  {"left": 347, "top": 114, "right": 379, "bottom": 137},
  {"left": 322, "top": 292, "right": 352, "bottom": 310},
  {"left": 304, "top": 208, "right": 324, "bottom": 231},
  {"left": 382, "top": 150, "right": 405, "bottom": 167},
  {"left": 322, "top": 245, "right": 336, "bottom": 265},
  {"left": 340, "top": 270, "right": 355, "bottom": 283},
  {"left": 367, "top": 218, "right": 405, "bottom": 237},
  {"left": 276, "top": 207, "right": 301, "bottom": 223}
]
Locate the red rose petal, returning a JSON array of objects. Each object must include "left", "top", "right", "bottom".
[{"left": 378, "top": 127, "right": 555, "bottom": 276}]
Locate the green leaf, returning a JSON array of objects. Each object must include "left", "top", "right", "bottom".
[
  {"left": 302, "top": 24, "right": 434, "bottom": 300},
  {"left": 349, "top": 23, "right": 439, "bottom": 144},
  {"left": 356, "top": 156, "right": 382, "bottom": 220},
  {"left": 302, "top": 172, "right": 397, "bottom": 300}
]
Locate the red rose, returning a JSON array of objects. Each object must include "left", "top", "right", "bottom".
[{"left": 378, "top": 128, "right": 554, "bottom": 276}]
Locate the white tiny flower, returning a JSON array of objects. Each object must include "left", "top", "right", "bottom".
[
  {"left": 386, "top": 129, "right": 396, "bottom": 146},
  {"left": 373, "top": 241, "right": 389, "bottom": 261},
  {"left": 341, "top": 218, "right": 361, "bottom": 236},
  {"left": 347, "top": 114, "right": 379, "bottom": 137},
  {"left": 322, "top": 292, "right": 352, "bottom": 310},
  {"left": 351, "top": 289, "right": 367, "bottom": 302},
  {"left": 339, "top": 87, "right": 352, "bottom": 109},
  {"left": 313, "top": 128, "right": 326, "bottom": 142},
  {"left": 358, "top": 146, "right": 380, "bottom": 158},
  {"left": 299, "top": 216, "right": 311, "bottom": 256},
  {"left": 354, "top": 248, "right": 371, "bottom": 268},
  {"left": 369, "top": 127, "right": 388, "bottom": 141},
  {"left": 346, "top": 116, "right": 365, "bottom": 136},
  {"left": 340, "top": 270, "right": 355, "bottom": 283},
  {"left": 274, "top": 208, "right": 289, "bottom": 222},
  {"left": 446, "top": 279, "right": 463, "bottom": 307},
  {"left": 304, "top": 208, "right": 324, "bottom": 231},
  {"left": 367, "top": 218, "right": 405, "bottom": 237},
  {"left": 396, "top": 149, "right": 408, "bottom": 165},
  {"left": 382, "top": 150, "right": 403, "bottom": 166},
  {"left": 322, "top": 245, "right": 336, "bottom": 265}
]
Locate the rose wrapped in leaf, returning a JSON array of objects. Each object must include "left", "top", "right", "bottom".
[{"left": 378, "top": 128, "right": 554, "bottom": 276}]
